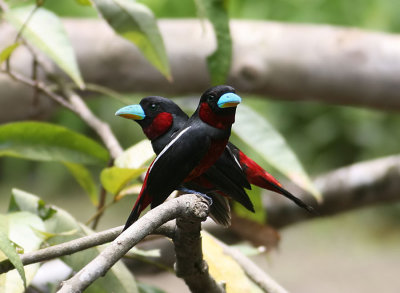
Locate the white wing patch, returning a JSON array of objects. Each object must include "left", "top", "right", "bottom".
[
  {"left": 232, "top": 154, "right": 242, "bottom": 170},
  {"left": 149, "top": 126, "right": 192, "bottom": 172}
]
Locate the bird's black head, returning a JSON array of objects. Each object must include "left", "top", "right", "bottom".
[
  {"left": 115, "top": 96, "right": 188, "bottom": 140},
  {"left": 197, "top": 85, "right": 242, "bottom": 129}
]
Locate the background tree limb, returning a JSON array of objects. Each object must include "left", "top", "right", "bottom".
[
  {"left": 266, "top": 155, "right": 400, "bottom": 228},
  {"left": 1, "top": 19, "right": 400, "bottom": 123}
]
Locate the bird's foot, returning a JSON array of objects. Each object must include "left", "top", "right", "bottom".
[{"left": 178, "top": 188, "right": 213, "bottom": 205}]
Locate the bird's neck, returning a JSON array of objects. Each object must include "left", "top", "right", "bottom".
[{"left": 198, "top": 103, "right": 236, "bottom": 129}]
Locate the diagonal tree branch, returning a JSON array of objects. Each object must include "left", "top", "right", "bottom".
[{"left": 57, "top": 194, "right": 224, "bottom": 293}]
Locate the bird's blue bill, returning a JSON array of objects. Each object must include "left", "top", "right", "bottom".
[
  {"left": 217, "top": 92, "right": 242, "bottom": 108},
  {"left": 115, "top": 104, "right": 146, "bottom": 120}
]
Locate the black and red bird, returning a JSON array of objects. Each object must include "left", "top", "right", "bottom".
[
  {"left": 116, "top": 88, "right": 314, "bottom": 228},
  {"left": 117, "top": 85, "right": 251, "bottom": 230}
]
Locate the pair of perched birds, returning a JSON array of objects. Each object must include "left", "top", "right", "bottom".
[{"left": 116, "top": 85, "right": 314, "bottom": 231}]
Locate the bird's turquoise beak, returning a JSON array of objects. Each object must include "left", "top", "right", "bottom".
[
  {"left": 115, "top": 104, "right": 146, "bottom": 120},
  {"left": 217, "top": 92, "right": 242, "bottom": 108}
]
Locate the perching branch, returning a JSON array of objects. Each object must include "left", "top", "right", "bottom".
[
  {"left": 2, "top": 19, "right": 400, "bottom": 124},
  {"left": 173, "top": 218, "right": 225, "bottom": 293},
  {"left": 57, "top": 194, "right": 224, "bottom": 293},
  {"left": 266, "top": 155, "right": 400, "bottom": 228}
]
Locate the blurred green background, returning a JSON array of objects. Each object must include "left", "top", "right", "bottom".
[{"left": 1, "top": 1, "right": 400, "bottom": 292}]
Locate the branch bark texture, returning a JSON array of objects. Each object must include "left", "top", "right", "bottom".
[
  {"left": 174, "top": 218, "right": 225, "bottom": 293},
  {"left": 1, "top": 19, "right": 400, "bottom": 123}
]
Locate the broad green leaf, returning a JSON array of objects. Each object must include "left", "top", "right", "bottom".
[
  {"left": 0, "top": 229, "right": 26, "bottom": 289},
  {"left": 234, "top": 186, "right": 266, "bottom": 223},
  {"left": 93, "top": 0, "right": 171, "bottom": 79},
  {"left": 0, "top": 121, "right": 109, "bottom": 165},
  {"left": 10, "top": 189, "right": 138, "bottom": 293},
  {"left": 5, "top": 5, "right": 84, "bottom": 88},
  {"left": 114, "top": 139, "right": 155, "bottom": 169},
  {"left": 202, "top": 231, "right": 263, "bottom": 293},
  {"left": 197, "top": 0, "right": 232, "bottom": 84},
  {"left": 233, "top": 104, "right": 322, "bottom": 201},
  {"left": 64, "top": 162, "right": 99, "bottom": 205},
  {"left": 0, "top": 212, "right": 45, "bottom": 293},
  {"left": 0, "top": 42, "right": 20, "bottom": 64},
  {"left": 101, "top": 166, "right": 146, "bottom": 195}
]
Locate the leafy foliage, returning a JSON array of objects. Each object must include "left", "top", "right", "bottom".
[
  {"left": 0, "top": 121, "right": 109, "bottom": 165},
  {"left": 0, "top": 229, "right": 26, "bottom": 289},
  {"left": 0, "top": 42, "right": 21, "bottom": 64},
  {"left": 63, "top": 162, "right": 99, "bottom": 205},
  {"left": 4, "top": 5, "right": 84, "bottom": 88},
  {"left": 0, "top": 211, "right": 45, "bottom": 292},
  {"left": 196, "top": 0, "right": 232, "bottom": 84},
  {"left": 8, "top": 189, "right": 138, "bottom": 293},
  {"left": 233, "top": 104, "right": 321, "bottom": 201},
  {"left": 92, "top": 0, "right": 171, "bottom": 79}
]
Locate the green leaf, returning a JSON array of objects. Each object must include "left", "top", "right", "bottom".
[
  {"left": 0, "top": 211, "right": 45, "bottom": 292},
  {"left": 75, "top": 0, "right": 92, "bottom": 6},
  {"left": 101, "top": 166, "right": 146, "bottom": 195},
  {"left": 0, "top": 121, "right": 109, "bottom": 165},
  {"left": 0, "top": 229, "right": 26, "bottom": 289},
  {"left": 233, "top": 104, "right": 322, "bottom": 201},
  {"left": 93, "top": 0, "right": 171, "bottom": 79},
  {"left": 0, "top": 42, "right": 21, "bottom": 64},
  {"left": 197, "top": 0, "right": 232, "bottom": 84},
  {"left": 114, "top": 139, "right": 155, "bottom": 169},
  {"left": 4, "top": 5, "right": 84, "bottom": 88},
  {"left": 64, "top": 162, "right": 99, "bottom": 205},
  {"left": 10, "top": 189, "right": 138, "bottom": 293}
]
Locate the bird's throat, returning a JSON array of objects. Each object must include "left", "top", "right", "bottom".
[
  {"left": 143, "top": 112, "right": 173, "bottom": 140},
  {"left": 199, "top": 103, "right": 235, "bottom": 129}
]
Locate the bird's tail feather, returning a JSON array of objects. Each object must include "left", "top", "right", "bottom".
[
  {"left": 261, "top": 177, "right": 316, "bottom": 214},
  {"left": 208, "top": 193, "right": 231, "bottom": 227}
]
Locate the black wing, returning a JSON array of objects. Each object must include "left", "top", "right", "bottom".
[
  {"left": 145, "top": 126, "right": 211, "bottom": 208},
  {"left": 214, "top": 142, "right": 252, "bottom": 190}
]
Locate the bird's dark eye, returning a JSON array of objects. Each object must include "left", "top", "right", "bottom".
[
  {"left": 207, "top": 94, "right": 216, "bottom": 102},
  {"left": 150, "top": 103, "right": 157, "bottom": 111}
]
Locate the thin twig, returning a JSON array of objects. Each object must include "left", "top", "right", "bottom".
[
  {"left": 91, "top": 159, "right": 115, "bottom": 229},
  {"left": 61, "top": 87, "right": 123, "bottom": 159},
  {"left": 5, "top": 69, "right": 75, "bottom": 111},
  {"left": 0, "top": 221, "right": 175, "bottom": 275},
  {"left": 5, "top": 69, "right": 123, "bottom": 159}
]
